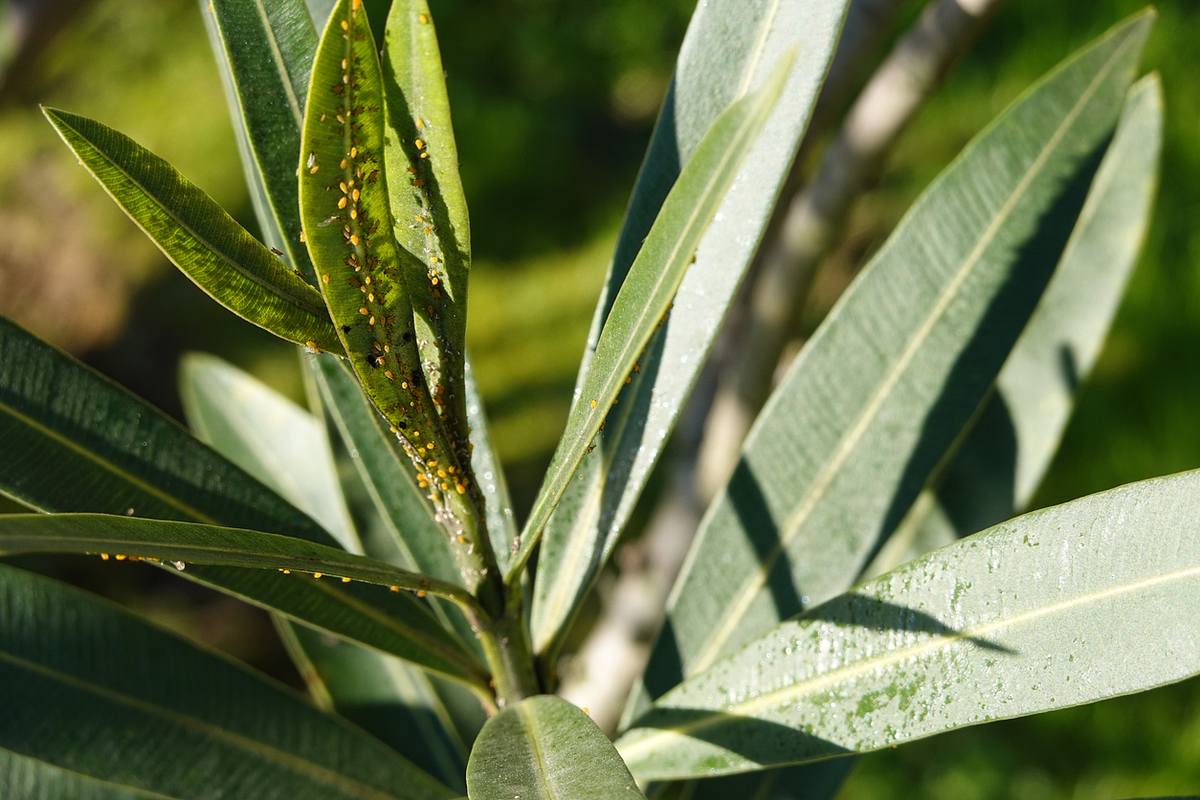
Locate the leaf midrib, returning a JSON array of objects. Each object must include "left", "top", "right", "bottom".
[
  {"left": 58, "top": 118, "right": 327, "bottom": 321},
  {"left": 0, "top": 651, "right": 404, "bottom": 800},
  {"left": 685, "top": 32, "right": 1136, "bottom": 677},
  {"left": 622, "top": 562, "right": 1200, "bottom": 761}
]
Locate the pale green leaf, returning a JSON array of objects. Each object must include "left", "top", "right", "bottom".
[
  {"left": 512, "top": 49, "right": 798, "bottom": 581},
  {"left": 867, "top": 73, "right": 1164, "bottom": 576},
  {"left": 632, "top": 12, "right": 1152, "bottom": 710},
  {"left": 42, "top": 108, "right": 340, "bottom": 353},
  {"left": 0, "top": 564, "right": 457, "bottom": 800},
  {"left": 466, "top": 696, "right": 644, "bottom": 800},
  {"left": 618, "top": 469, "right": 1200, "bottom": 779},
  {"left": 532, "top": 0, "right": 850, "bottom": 658}
]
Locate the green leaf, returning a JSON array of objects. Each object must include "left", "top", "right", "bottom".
[
  {"left": 512, "top": 48, "right": 798, "bottom": 581},
  {"left": 617, "top": 468, "right": 1200, "bottom": 779},
  {"left": 466, "top": 696, "right": 645, "bottom": 800},
  {"left": 299, "top": 0, "right": 482, "bottom": 564},
  {"left": 278, "top": 624, "right": 470, "bottom": 791},
  {"left": 0, "top": 513, "right": 489, "bottom": 685},
  {"left": 382, "top": 0, "right": 473, "bottom": 459},
  {"left": 0, "top": 748, "right": 162, "bottom": 799},
  {"left": 42, "top": 108, "right": 340, "bottom": 353},
  {"left": 0, "top": 563, "right": 457, "bottom": 800},
  {"left": 465, "top": 358, "right": 519, "bottom": 573},
  {"left": 0, "top": 317, "right": 481, "bottom": 686},
  {"left": 867, "top": 73, "right": 1164, "bottom": 576},
  {"left": 179, "top": 352, "right": 358, "bottom": 551},
  {"left": 631, "top": 12, "right": 1152, "bottom": 710},
  {"left": 179, "top": 352, "right": 473, "bottom": 785},
  {"left": 207, "top": 0, "right": 319, "bottom": 277},
  {"left": 531, "top": 0, "right": 850, "bottom": 656}
]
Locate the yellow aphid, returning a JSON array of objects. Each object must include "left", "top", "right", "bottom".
[
  {"left": 350, "top": 234, "right": 361, "bottom": 246},
  {"left": 431, "top": 276, "right": 439, "bottom": 286},
  {"left": 418, "top": 13, "right": 430, "bottom": 24},
  {"left": 350, "top": 146, "right": 359, "bottom": 158},
  {"left": 322, "top": 274, "right": 330, "bottom": 284},
  {"left": 352, "top": 188, "right": 361, "bottom": 201},
  {"left": 338, "top": 196, "right": 348, "bottom": 209},
  {"left": 350, "top": 209, "right": 358, "bottom": 220},
  {"left": 115, "top": 554, "right": 127, "bottom": 561},
  {"left": 280, "top": 568, "right": 291, "bottom": 574},
  {"left": 309, "top": 165, "right": 319, "bottom": 174},
  {"left": 336, "top": 113, "right": 346, "bottom": 124},
  {"left": 313, "top": 572, "right": 323, "bottom": 579},
  {"left": 590, "top": 399, "right": 598, "bottom": 409},
  {"left": 384, "top": 370, "right": 395, "bottom": 380},
  {"left": 415, "top": 138, "right": 426, "bottom": 150},
  {"left": 352, "top": 0, "right": 362, "bottom": 9},
  {"left": 341, "top": 58, "right": 348, "bottom": 70},
  {"left": 299, "top": 231, "right": 306, "bottom": 243},
  {"left": 340, "top": 19, "right": 349, "bottom": 31},
  {"left": 417, "top": 589, "right": 427, "bottom": 598},
  {"left": 389, "top": 584, "right": 401, "bottom": 592},
  {"left": 358, "top": 307, "right": 369, "bottom": 315},
  {"left": 363, "top": 275, "right": 372, "bottom": 285},
  {"left": 100, "top": 553, "right": 110, "bottom": 561},
  {"left": 455, "top": 482, "right": 466, "bottom": 495},
  {"left": 341, "top": 576, "right": 351, "bottom": 583},
  {"left": 419, "top": 151, "right": 429, "bottom": 159},
  {"left": 340, "top": 181, "right": 349, "bottom": 193},
  {"left": 305, "top": 340, "right": 318, "bottom": 350},
  {"left": 437, "top": 469, "right": 448, "bottom": 479},
  {"left": 368, "top": 315, "right": 376, "bottom": 325},
  {"left": 340, "top": 158, "right": 349, "bottom": 169}
]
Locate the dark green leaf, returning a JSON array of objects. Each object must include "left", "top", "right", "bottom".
[
  {"left": 632, "top": 12, "right": 1152, "bottom": 711},
  {"left": 466, "top": 696, "right": 644, "bottom": 800},
  {"left": 43, "top": 108, "right": 339, "bottom": 353},
  {"left": 0, "top": 564, "right": 457, "bottom": 799}
]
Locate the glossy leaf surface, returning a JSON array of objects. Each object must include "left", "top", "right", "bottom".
[
  {"left": 43, "top": 108, "right": 339, "bottom": 352},
  {"left": 466, "top": 696, "right": 644, "bottom": 800},
  {"left": 618, "top": 469, "right": 1200, "bottom": 779},
  {"left": 0, "top": 564, "right": 457, "bottom": 800},
  {"left": 634, "top": 13, "right": 1152, "bottom": 708}
]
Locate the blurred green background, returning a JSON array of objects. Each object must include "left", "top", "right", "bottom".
[{"left": 0, "top": 0, "right": 1196, "bottom": 797}]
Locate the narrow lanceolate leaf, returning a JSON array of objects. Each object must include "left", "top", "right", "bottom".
[
  {"left": 0, "top": 564, "right": 458, "bottom": 800},
  {"left": 465, "top": 359, "right": 519, "bottom": 572},
  {"left": 466, "top": 696, "right": 645, "bottom": 800},
  {"left": 0, "top": 318, "right": 480, "bottom": 685},
  {"left": 867, "top": 73, "right": 1164, "bottom": 576},
  {"left": 207, "top": 0, "right": 319, "bottom": 278},
  {"left": 180, "top": 352, "right": 358, "bottom": 551},
  {"left": 633, "top": 13, "right": 1152, "bottom": 709},
  {"left": 512, "top": 50, "right": 797, "bottom": 582},
  {"left": 179, "top": 353, "right": 471, "bottom": 785},
  {"left": 382, "top": 0, "right": 473, "bottom": 461},
  {"left": 0, "top": 513, "right": 488, "bottom": 686},
  {"left": 618, "top": 469, "right": 1200, "bottom": 779},
  {"left": 532, "top": 0, "right": 850, "bottom": 657},
  {"left": 300, "top": 0, "right": 486, "bottom": 579},
  {"left": 43, "top": 108, "right": 340, "bottom": 353},
  {"left": 0, "top": 748, "right": 162, "bottom": 799}
]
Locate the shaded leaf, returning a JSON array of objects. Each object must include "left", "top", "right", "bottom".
[
  {"left": 512, "top": 49, "right": 798, "bottom": 580},
  {"left": 0, "top": 512, "right": 489, "bottom": 686},
  {"left": 531, "top": 0, "right": 850, "bottom": 658},
  {"left": 0, "top": 564, "right": 457, "bottom": 799},
  {"left": 466, "top": 696, "right": 644, "bottom": 800},
  {"left": 867, "top": 73, "right": 1164, "bottom": 575},
  {"left": 0, "top": 318, "right": 480, "bottom": 685},
  {"left": 618, "top": 469, "right": 1200, "bottom": 779},
  {"left": 43, "top": 108, "right": 339, "bottom": 353},
  {"left": 632, "top": 12, "right": 1152, "bottom": 710},
  {"left": 207, "top": 0, "right": 319, "bottom": 277}
]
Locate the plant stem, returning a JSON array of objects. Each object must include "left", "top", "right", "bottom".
[{"left": 475, "top": 590, "right": 540, "bottom": 708}]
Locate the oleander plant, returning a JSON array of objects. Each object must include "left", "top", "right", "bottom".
[{"left": 0, "top": 0, "right": 1194, "bottom": 797}]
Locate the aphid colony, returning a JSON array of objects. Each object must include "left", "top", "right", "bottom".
[{"left": 304, "top": 1, "right": 472, "bottom": 518}]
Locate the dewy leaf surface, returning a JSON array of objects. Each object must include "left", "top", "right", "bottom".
[
  {"left": 512, "top": 49, "right": 797, "bottom": 581},
  {"left": 0, "top": 317, "right": 481, "bottom": 684},
  {"left": 633, "top": 12, "right": 1153, "bottom": 709},
  {"left": 618, "top": 469, "right": 1200, "bottom": 779},
  {"left": 43, "top": 108, "right": 339, "bottom": 353},
  {"left": 531, "top": 0, "right": 850, "bottom": 656},
  {"left": 0, "top": 564, "right": 457, "bottom": 800},
  {"left": 868, "top": 73, "right": 1164, "bottom": 574},
  {"left": 466, "top": 696, "right": 644, "bottom": 800},
  {"left": 382, "top": 0, "right": 473, "bottom": 459}
]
